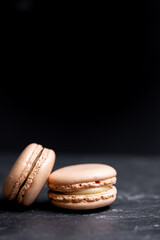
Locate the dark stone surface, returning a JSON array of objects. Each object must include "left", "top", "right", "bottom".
[{"left": 0, "top": 153, "right": 160, "bottom": 240}]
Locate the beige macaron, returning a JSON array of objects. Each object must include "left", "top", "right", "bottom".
[
  {"left": 3, "top": 143, "right": 56, "bottom": 206},
  {"left": 48, "top": 163, "right": 117, "bottom": 210}
]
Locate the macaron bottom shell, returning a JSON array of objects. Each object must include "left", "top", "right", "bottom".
[
  {"left": 48, "top": 186, "right": 117, "bottom": 210},
  {"left": 49, "top": 195, "right": 117, "bottom": 210}
]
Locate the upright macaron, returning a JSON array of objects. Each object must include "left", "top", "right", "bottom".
[
  {"left": 3, "top": 143, "right": 56, "bottom": 206},
  {"left": 48, "top": 163, "right": 117, "bottom": 210}
]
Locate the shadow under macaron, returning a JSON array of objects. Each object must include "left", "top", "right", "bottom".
[
  {"left": 0, "top": 197, "right": 28, "bottom": 212},
  {"left": 0, "top": 197, "right": 112, "bottom": 214},
  {"left": 32, "top": 200, "right": 112, "bottom": 214}
]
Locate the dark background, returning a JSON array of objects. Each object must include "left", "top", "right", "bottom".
[
  {"left": 0, "top": 0, "right": 160, "bottom": 155},
  {"left": 1, "top": 3, "right": 160, "bottom": 240}
]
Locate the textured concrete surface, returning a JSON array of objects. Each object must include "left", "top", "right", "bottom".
[{"left": 0, "top": 153, "right": 160, "bottom": 240}]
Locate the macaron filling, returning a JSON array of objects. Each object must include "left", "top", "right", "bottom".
[
  {"left": 64, "top": 186, "right": 111, "bottom": 195},
  {"left": 48, "top": 186, "right": 117, "bottom": 204},
  {"left": 50, "top": 185, "right": 113, "bottom": 196}
]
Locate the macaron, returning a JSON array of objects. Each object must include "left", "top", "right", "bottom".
[
  {"left": 3, "top": 143, "right": 55, "bottom": 206},
  {"left": 48, "top": 163, "right": 117, "bottom": 210}
]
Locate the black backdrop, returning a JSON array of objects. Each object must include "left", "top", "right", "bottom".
[{"left": 0, "top": 1, "right": 160, "bottom": 154}]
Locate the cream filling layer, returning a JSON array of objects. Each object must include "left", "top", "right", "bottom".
[
  {"left": 65, "top": 186, "right": 111, "bottom": 195},
  {"left": 49, "top": 186, "right": 117, "bottom": 203}
]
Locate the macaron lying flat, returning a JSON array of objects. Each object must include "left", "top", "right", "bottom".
[
  {"left": 48, "top": 163, "right": 117, "bottom": 210},
  {"left": 3, "top": 143, "right": 55, "bottom": 206}
]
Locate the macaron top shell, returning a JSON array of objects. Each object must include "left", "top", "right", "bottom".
[{"left": 49, "top": 164, "right": 116, "bottom": 186}]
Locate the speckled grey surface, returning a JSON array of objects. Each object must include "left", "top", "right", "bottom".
[{"left": 0, "top": 153, "right": 160, "bottom": 240}]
